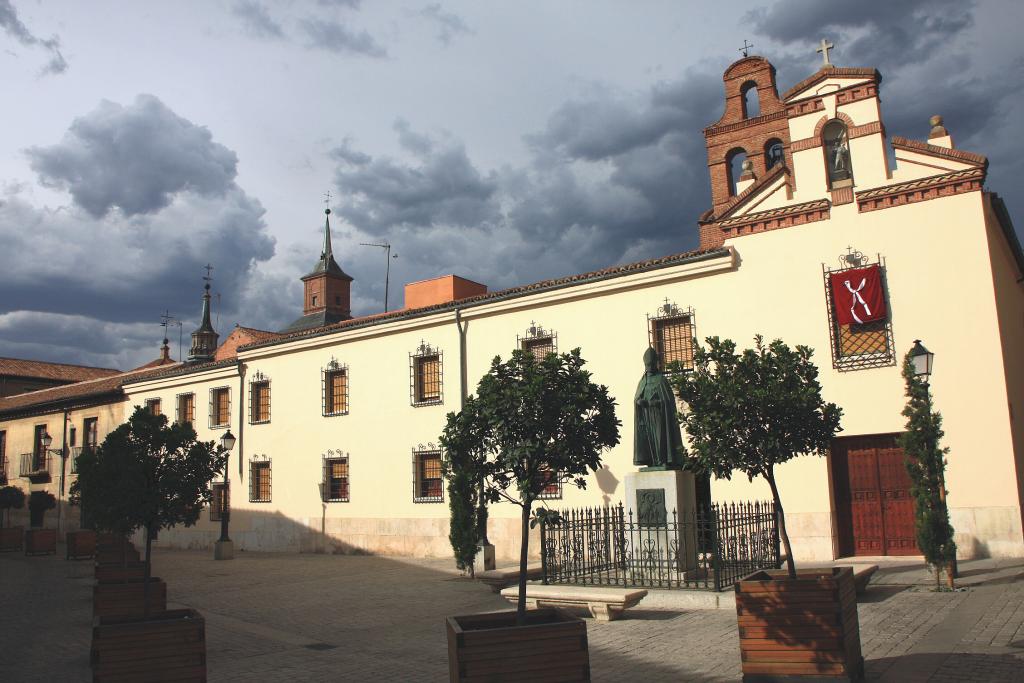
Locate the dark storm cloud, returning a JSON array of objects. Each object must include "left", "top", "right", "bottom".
[
  {"left": 0, "top": 0, "right": 67, "bottom": 75},
  {"left": 233, "top": 1, "right": 285, "bottom": 40},
  {"left": 300, "top": 17, "right": 387, "bottom": 57},
  {"left": 26, "top": 95, "right": 239, "bottom": 218},
  {"left": 0, "top": 97, "right": 277, "bottom": 368},
  {"left": 419, "top": 4, "right": 471, "bottom": 46}
]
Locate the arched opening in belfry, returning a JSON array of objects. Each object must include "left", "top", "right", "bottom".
[
  {"left": 726, "top": 147, "right": 749, "bottom": 197},
  {"left": 740, "top": 81, "right": 760, "bottom": 118},
  {"left": 822, "top": 120, "right": 853, "bottom": 187},
  {"left": 764, "top": 138, "right": 785, "bottom": 171}
]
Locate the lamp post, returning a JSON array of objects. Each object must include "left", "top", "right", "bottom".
[
  {"left": 40, "top": 431, "right": 52, "bottom": 472},
  {"left": 214, "top": 429, "right": 236, "bottom": 561},
  {"left": 909, "top": 340, "right": 957, "bottom": 580}
]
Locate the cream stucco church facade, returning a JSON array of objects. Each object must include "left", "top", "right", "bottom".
[{"left": 3, "top": 53, "right": 1023, "bottom": 564}]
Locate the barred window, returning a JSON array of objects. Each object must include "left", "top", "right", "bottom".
[
  {"left": 176, "top": 393, "right": 195, "bottom": 426},
  {"left": 322, "top": 455, "right": 350, "bottom": 502},
  {"left": 145, "top": 398, "right": 161, "bottom": 416},
  {"left": 323, "top": 366, "right": 349, "bottom": 416},
  {"left": 249, "top": 460, "right": 271, "bottom": 502},
  {"left": 518, "top": 323, "right": 557, "bottom": 360},
  {"left": 0, "top": 430, "right": 6, "bottom": 484},
  {"left": 84, "top": 418, "right": 99, "bottom": 448},
  {"left": 411, "top": 343, "right": 443, "bottom": 406},
  {"left": 649, "top": 312, "right": 695, "bottom": 372},
  {"left": 413, "top": 449, "right": 443, "bottom": 502},
  {"left": 210, "top": 387, "right": 231, "bottom": 427},
  {"left": 250, "top": 380, "right": 270, "bottom": 424},
  {"left": 535, "top": 465, "right": 561, "bottom": 500},
  {"left": 210, "top": 482, "right": 229, "bottom": 521},
  {"left": 823, "top": 259, "right": 895, "bottom": 372}
]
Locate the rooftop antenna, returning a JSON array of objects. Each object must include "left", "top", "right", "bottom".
[
  {"left": 160, "top": 310, "right": 183, "bottom": 361},
  {"left": 359, "top": 241, "right": 398, "bottom": 312}
]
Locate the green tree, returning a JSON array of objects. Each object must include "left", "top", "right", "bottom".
[
  {"left": 27, "top": 490, "right": 56, "bottom": 528},
  {"left": 71, "top": 407, "right": 228, "bottom": 604},
  {"left": 898, "top": 352, "right": 956, "bottom": 588},
  {"left": 671, "top": 336, "right": 842, "bottom": 579},
  {"left": 440, "top": 349, "right": 620, "bottom": 623},
  {"left": 444, "top": 396, "right": 486, "bottom": 577},
  {"left": 0, "top": 485, "right": 25, "bottom": 527}
]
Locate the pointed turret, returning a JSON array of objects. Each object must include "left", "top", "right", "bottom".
[
  {"left": 281, "top": 208, "right": 354, "bottom": 333},
  {"left": 189, "top": 281, "right": 219, "bottom": 362}
]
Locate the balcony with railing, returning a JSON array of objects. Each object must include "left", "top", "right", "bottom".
[
  {"left": 19, "top": 451, "right": 54, "bottom": 481},
  {"left": 0, "top": 454, "right": 7, "bottom": 484},
  {"left": 69, "top": 446, "right": 83, "bottom": 474}
]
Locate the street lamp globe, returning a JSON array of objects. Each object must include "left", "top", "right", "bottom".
[
  {"left": 910, "top": 339, "right": 934, "bottom": 379},
  {"left": 41, "top": 431, "right": 52, "bottom": 449},
  {"left": 220, "top": 430, "right": 236, "bottom": 452}
]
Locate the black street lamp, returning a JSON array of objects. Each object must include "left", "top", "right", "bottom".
[{"left": 215, "top": 429, "right": 236, "bottom": 560}]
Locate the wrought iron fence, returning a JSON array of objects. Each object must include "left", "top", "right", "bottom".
[{"left": 540, "top": 501, "right": 780, "bottom": 591}]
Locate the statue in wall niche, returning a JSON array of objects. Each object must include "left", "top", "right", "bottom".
[{"left": 633, "top": 347, "right": 684, "bottom": 470}]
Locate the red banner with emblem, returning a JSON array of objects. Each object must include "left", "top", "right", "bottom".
[{"left": 830, "top": 265, "right": 887, "bottom": 325}]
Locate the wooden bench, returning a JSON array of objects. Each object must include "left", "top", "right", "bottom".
[
  {"left": 478, "top": 564, "right": 543, "bottom": 593},
  {"left": 500, "top": 584, "right": 648, "bottom": 621}
]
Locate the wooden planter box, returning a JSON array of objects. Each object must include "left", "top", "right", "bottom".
[
  {"left": 92, "top": 608, "right": 206, "bottom": 682},
  {"left": 67, "top": 529, "right": 97, "bottom": 560},
  {"left": 96, "top": 541, "right": 141, "bottom": 566},
  {"left": 94, "top": 578, "right": 168, "bottom": 618},
  {"left": 446, "top": 609, "right": 590, "bottom": 682},
  {"left": 25, "top": 528, "right": 57, "bottom": 555},
  {"left": 0, "top": 526, "right": 23, "bottom": 552},
  {"left": 95, "top": 562, "right": 147, "bottom": 582},
  {"left": 735, "top": 567, "right": 863, "bottom": 682}
]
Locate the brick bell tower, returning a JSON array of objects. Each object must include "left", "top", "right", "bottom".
[
  {"left": 703, "top": 55, "right": 791, "bottom": 216},
  {"left": 283, "top": 208, "right": 354, "bottom": 333}
]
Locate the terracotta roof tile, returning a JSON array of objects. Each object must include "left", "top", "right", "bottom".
[
  {"left": 0, "top": 357, "right": 121, "bottom": 383},
  {"left": 891, "top": 136, "right": 988, "bottom": 169}
]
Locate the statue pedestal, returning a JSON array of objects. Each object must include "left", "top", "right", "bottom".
[{"left": 624, "top": 468, "right": 698, "bottom": 573}]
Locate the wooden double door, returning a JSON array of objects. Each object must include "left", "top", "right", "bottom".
[{"left": 832, "top": 434, "right": 918, "bottom": 557}]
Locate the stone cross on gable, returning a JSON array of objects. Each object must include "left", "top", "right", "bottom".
[{"left": 817, "top": 38, "right": 835, "bottom": 66}]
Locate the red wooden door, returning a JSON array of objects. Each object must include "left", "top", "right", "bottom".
[{"left": 832, "top": 435, "right": 918, "bottom": 557}]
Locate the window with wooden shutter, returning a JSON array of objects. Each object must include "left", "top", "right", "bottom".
[
  {"left": 176, "top": 393, "right": 195, "bottom": 425},
  {"left": 249, "top": 376, "right": 271, "bottom": 424},
  {"left": 210, "top": 482, "right": 229, "bottom": 521},
  {"left": 410, "top": 342, "right": 443, "bottom": 406},
  {"left": 518, "top": 322, "right": 557, "bottom": 360},
  {"left": 413, "top": 448, "right": 443, "bottom": 502},
  {"left": 648, "top": 305, "right": 695, "bottom": 372},
  {"left": 145, "top": 398, "right": 162, "bottom": 416},
  {"left": 211, "top": 387, "right": 231, "bottom": 427},
  {"left": 322, "top": 453, "right": 350, "bottom": 502},
  {"left": 322, "top": 362, "right": 349, "bottom": 416},
  {"left": 249, "top": 459, "right": 271, "bottom": 502}
]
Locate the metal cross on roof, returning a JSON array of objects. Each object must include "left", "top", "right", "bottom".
[
  {"left": 738, "top": 40, "right": 754, "bottom": 57},
  {"left": 817, "top": 38, "right": 835, "bottom": 66},
  {"left": 203, "top": 263, "right": 214, "bottom": 283},
  {"left": 324, "top": 189, "right": 332, "bottom": 208}
]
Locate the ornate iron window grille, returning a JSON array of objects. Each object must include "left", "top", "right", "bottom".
[
  {"left": 412, "top": 444, "right": 444, "bottom": 503},
  {"left": 539, "top": 500, "right": 780, "bottom": 592},
  {"left": 321, "top": 449, "right": 350, "bottom": 503},
  {"left": 822, "top": 249, "right": 896, "bottom": 372},
  {"left": 517, "top": 321, "right": 558, "bottom": 360},
  {"left": 210, "top": 482, "right": 229, "bottom": 521},
  {"left": 249, "top": 455, "right": 272, "bottom": 503},
  {"left": 175, "top": 392, "right": 195, "bottom": 426},
  {"left": 209, "top": 387, "right": 231, "bottom": 428},
  {"left": 647, "top": 301, "right": 696, "bottom": 373},
  {"left": 321, "top": 359, "right": 350, "bottom": 417},
  {"left": 409, "top": 341, "right": 444, "bottom": 406},
  {"left": 535, "top": 466, "right": 562, "bottom": 500},
  {"left": 248, "top": 371, "right": 271, "bottom": 425},
  {"left": 145, "top": 398, "right": 162, "bottom": 416}
]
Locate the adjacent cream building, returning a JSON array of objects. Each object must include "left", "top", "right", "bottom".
[{"left": 3, "top": 54, "right": 1022, "bottom": 564}]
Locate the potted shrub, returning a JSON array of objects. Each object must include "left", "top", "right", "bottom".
[
  {"left": 25, "top": 490, "right": 57, "bottom": 555},
  {"left": 0, "top": 485, "right": 26, "bottom": 551},
  {"left": 72, "top": 407, "right": 227, "bottom": 678},
  {"left": 440, "top": 349, "right": 620, "bottom": 682},
  {"left": 671, "top": 336, "right": 858, "bottom": 681}
]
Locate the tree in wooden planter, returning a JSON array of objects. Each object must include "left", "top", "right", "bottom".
[
  {"left": 25, "top": 491, "right": 57, "bottom": 555},
  {"left": 440, "top": 349, "right": 619, "bottom": 682},
  {"left": 670, "top": 336, "right": 857, "bottom": 681},
  {"left": 0, "top": 485, "right": 26, "bottom": 551},
  {"left": 72, "top": 407, "right": 226, "bottom": 678}
]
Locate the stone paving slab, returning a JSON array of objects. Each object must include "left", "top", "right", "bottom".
[{"left": 1, "top": 548, "right": 1023, "bottom": 682}]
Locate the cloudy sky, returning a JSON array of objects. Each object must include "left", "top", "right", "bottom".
[{"left": 1, "top": 0, "right": 1021, "bottom": 369}]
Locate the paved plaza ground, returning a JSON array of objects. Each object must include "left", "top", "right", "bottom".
[{"left": 2, "top": 547, "right": 1024, "bottom": 682}]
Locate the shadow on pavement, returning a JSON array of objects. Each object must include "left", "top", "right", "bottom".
[{"left": 868, "top": 651, "right": 1024, "bottom": 681}]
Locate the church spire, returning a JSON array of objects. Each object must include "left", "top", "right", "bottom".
[
  {"left": 322, "top": 208, "right": 334, "bottom": 261},
  {"left": 189, "top": 268, "right": 219, "bottom": 362}
]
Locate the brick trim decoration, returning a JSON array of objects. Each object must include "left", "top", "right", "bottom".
[
  {"left": 700, "top": 199, "right": 831, "bottom": 248},
  {"left": 786, "top": 82, "right": 879, "bottom": 117},
  {"left": 890, "top": 136, "right": 988, "bottom": 168},
  {"left": 831, "top": 186, "right": 854, "bottom": 206},
  {"left": 813, "top": 112, "right": 855, "bottom": 138},
  {"left": 849, "top": 121, "right": 884, "bottom": 140},
  {"left": 856, "top": 168, "right": 986, "bottom": 213},
  {"left": 792, "top": 118, "right": 883, "bottom": 154},
  {"left": 703, "top": 110, "right": 787, "bottom": 137},
  {"left": 791, "top": 136, "right": 820, "bottom": 153},
  {"left": 782, "top": 66, "right": 881, "bottom": 102}
]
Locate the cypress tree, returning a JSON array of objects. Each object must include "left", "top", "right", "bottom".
[{"left": 898, "top": 353, "right": 957, "bottom": 589}]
